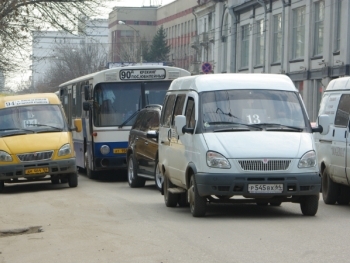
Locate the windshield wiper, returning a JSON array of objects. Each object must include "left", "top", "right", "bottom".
[
  {"left": 119, "top": 109, "right": 140, "bottom": 128},
  {"left": 216, "top": 108, "right": 240, "bottom": 119},
  {"left": 0, "top": 128, "right": 35, "bottom": 137},
  {"left": 208, "top": 121, "right": 263, "bottom": 131},
  {"left": 27, "top": 124, "right": 63, "bottom": 131},
  {"left": 256, "top": 123, "right": 303, "bottom": 132}
]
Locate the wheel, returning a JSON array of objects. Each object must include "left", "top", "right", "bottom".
[
  {"left": 322, "top": 168, "right": 340, "bottom": 204},
  {"left": 0, "top": 181, "right": 4, "bottom": 193},
  {"left": 68, "top": 173, "right": 78, "bottom": 188},
  {"left": 337, "top": 185, "right": 350, "bottom": 205},
  {"left": 154, "top": 159, "right": 164, "bottom": 193},
  {"left": 178, "top": 192, "right": 189, "bottom": 207},
  {"left": 270, "top": 202, "right": 282, "bottom": 206},
  {"left": 189, "top": 175, "right": 207, "bottom": 217},
  {"left": 300, "top": 194, "right": 319, "bottom": 216},
  {"left": 85, "top": 152, "right": 96, "bottom": 179},
  {"left": 127, "top": 154, "right": 146, "bottom": 188},
  {"left": 164, "top": 176, "right": 178, "bottom": 207}
]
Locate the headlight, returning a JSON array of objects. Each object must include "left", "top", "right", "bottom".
[
  {"left": 298, "top": 151, "right": 316, "bottom": 168},
  {"left": 206, "top": 151, "right": 231, "bottom": 169},
  {"left": 100, "top": 145, "right": 110, "bottom": 155},
  {"left": 58, "top": 144, "right": 71, "bottom": 156},
  {"left": 0, "top": 151, "right": 12, "bottom": 162}
]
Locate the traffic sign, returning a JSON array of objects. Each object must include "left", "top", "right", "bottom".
[{"left": 201, "top": 62, "right": 212, "bottom": 74}]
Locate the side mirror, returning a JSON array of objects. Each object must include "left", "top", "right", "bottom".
[
  {"left": 83, "top": 101, "right": 90, "bottom": 111},
  {"left": 175, "top": 115, "right": 186, "bottom": 135},
  {"left": 313, "top": 114, "right": 330, "bottom": 135},
  {"left": 73, "top": 118, "right": 82, "bottom": 133},
  {"left": 146, "top": 130, "right": 158, "bottom": 139},
  {"left": 84, "top": 85, "right": 90, "bottom": 101}
]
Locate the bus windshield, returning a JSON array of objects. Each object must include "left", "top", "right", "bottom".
[
  {"left": 0, "top": 105, "right": 65, "bottom": 133},
  {"left": 201, "top": 89, "right": 306, "bottom": 131},
  {"left": 93, "top": 81, "right": 170, "bottom": 127}
]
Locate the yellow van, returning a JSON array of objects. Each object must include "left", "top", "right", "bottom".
[{"left": 0, "top": 93, "right": 82, "bottom": 192}]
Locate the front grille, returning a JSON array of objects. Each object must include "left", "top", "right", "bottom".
[
  {"left": 17, "top": 151, "right": 53, "bottom": 162},
  {"left": 238, "top": 159, "right": 291, "bottom": 171}
]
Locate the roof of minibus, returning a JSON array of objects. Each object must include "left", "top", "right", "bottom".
[
  {"left": 0, "top": 93, "right": 60, "bottom": 109},
  {"left": 168, "top": 73, "right": 297, "bottom": 93},
  {"left": 58, "top": 65, "right": 191, "bottom": 87},
  {"left": 325, "top": 76, "right": 350, "bottom": 91}
]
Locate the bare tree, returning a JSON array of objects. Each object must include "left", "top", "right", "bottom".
[
  {"left": 35, "top": 42, "right": 106, "bottom": 92},
  {"left": 0, "top": 0, "right": 103, "bottom": 74}
]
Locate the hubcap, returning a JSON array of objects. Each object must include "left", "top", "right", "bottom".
[
  {"left": 155, "top": 163, "right": 163, "bottom": 188},
  {"left": 128, "top": 158, "right": 134, "bottom": 183}
]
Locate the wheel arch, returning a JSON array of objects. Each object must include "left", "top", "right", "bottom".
[{"left": 185, "top": 162, "right": 197, "bottom": 189}]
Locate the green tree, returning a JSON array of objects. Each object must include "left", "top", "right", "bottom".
[{"left": 147, "top": 26, "right": 170, "bottom": 62}]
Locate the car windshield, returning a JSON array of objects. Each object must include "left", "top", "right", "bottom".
[
  {"left": 201, "top": 89, "right": 306, "bottom": 131},
  {"left": 0, "top": 105, "right": 65, "bottom": 134}
]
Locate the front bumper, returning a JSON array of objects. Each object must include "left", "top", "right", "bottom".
[
  {"left": 0, "top": 158, "right": 77, "bottom": 180},
  {"left": 195, "top": 172, "right": 321, "bottom": 197}
]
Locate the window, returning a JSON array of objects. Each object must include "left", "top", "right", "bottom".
[
  {"left": 292, "top": 6, "right": 306, "bottom": 59},
  {"left": 335, "top": 94, "right": 350, "bottom": 127},
  {"left": 241, "top": 24, "right": 250, "bottom": 68},
  {"left": 185, "top": 98, "right": 195, "bottom": 128},
  {"left": 313, "top": 1, "right": 325, "bottom": 56},
  {"left": 172, "top": 95, "right": 186, "bottom": 125},
  {"left": 160, "top": 94, "right": 176, "bottom": 127},
  {"left": 134, "top": 21, "right": 140, "bottom": 25},
  {"left": 334, "top": 0, "right": 341, "bottom": 52},
  {"left": 255, "top": 20, "right": 264, "bottom": 65},
  {"left": 273, "top": 14, "right": 282, "bottom": 63}
]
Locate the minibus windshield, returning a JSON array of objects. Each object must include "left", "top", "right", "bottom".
[
  {"left": 201, "top": 89, "right": 306, "bottom": 131},
  {"left": 0, "top": 105, "right": 65, "bottom": 133}
]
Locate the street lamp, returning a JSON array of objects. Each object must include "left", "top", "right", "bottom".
[{"left": 118, "top": 20, "right": 143, "bottom": 64}]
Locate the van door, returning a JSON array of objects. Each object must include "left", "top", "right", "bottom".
[{"left": 332, "top": 94, "right": 350, "bottom": 184}]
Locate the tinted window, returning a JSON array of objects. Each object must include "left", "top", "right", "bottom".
[
  {"left": 161, "top": 94, "right": 176, "bottom": 127},
  {"left": 132, "top": 111, "right": 146, "bottom": 130},
  {"left": 185, "top": 97, "right": 195, "bottom": 128},
  {"left": 335, "top": 94, "right": 350, "bottom": 127},
  {"left": 171, "top": 95, "right": 186, "bottom": 125}
]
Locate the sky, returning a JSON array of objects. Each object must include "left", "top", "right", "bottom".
[{"left": 6, "top": 0, "right": 176, "bottom": 91}]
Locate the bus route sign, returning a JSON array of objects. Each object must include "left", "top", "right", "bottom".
[
  {"left": 201, "top": 62, "right": 212, "bottom": 74},
  {"left": 119, "top": 69, "right": 166, "bottom": 80}
]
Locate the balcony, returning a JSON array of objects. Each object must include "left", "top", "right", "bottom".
[{"left": 199, "top": 32, "right": 208, "bottom": 44}]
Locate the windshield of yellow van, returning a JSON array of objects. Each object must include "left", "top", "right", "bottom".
[
  {"left": 0, "top": 105, "right": 65, "bottom": 132},
  {"left": 201, "top": 89, "right": 306, "bottom": 130}
]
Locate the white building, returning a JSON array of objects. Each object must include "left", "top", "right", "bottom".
[
  {"left": 194, "top": 0, "right": 347, "bottom": 122},
  {"left": 31, "top": 18, "right": 108, "bottom": 91}
]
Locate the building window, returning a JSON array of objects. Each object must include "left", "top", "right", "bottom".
[
  {"left": 313, "top": 1, "right": 324, "bottom": 56},
  {"left": 272, "top": 14, "right": 282, "bottom": 63},
  {"left": 255, "top": 20, "right": 264, "bottom": 66},
  {"left": 292, "top": 6, "right": 305, "bottom": 59},
  {"left": 134, "top": 21, "right": 140, "bottom": 25},
  {"left": 241, "top": 24, "right": 250, "bottom": 68},
  {"left": 334, "top": 0, "right": 341, "bottom": 52}
]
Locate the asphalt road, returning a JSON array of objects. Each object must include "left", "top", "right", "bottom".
[{"left": 1, "top": 171, "right": 350, "bottom": 263}]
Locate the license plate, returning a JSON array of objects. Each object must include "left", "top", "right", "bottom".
[
  {"left": 25, "top": 167, "right": 49, "bottom": 175},
  {"left": 248, "top": 184, "right": 283, "bottom": 193},
  {"left": 113, "top": 148, "right": 127, "bottom": 154}
]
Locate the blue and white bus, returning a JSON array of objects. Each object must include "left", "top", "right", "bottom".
[{"left": 58, "top": 65, "right": 191, "bottom": 178}]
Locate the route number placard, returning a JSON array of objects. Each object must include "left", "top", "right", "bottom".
[{"left": 119, "top": 69, "right": 166, "bottom": 80}]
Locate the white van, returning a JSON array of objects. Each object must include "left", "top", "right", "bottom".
[
  {"left": 158, "top": 73, "right": 327, "bottom": 217},
  {"left": 314, "top": 76, "right": 350, "bottom": 205}
]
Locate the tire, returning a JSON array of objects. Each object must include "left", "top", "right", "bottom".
[
  {"left": 0, "top": 181, "right": 4, "bottom": 193},
  {"left": 178, "top": 192, "right": 189, "bottom": 207},
  {"left": 322, "top": 168, "right": 340, "bottom": 204},
  {"left": 337, "top": 185, "right": 350, "bottom": 205},
  {"left": 270, "top": 202, "right": 282, "bottom": 206},
  {"left": 68, "top": 173, "right": 78, "bottom": 188},
  {"left": 189, "top": 175, "right": 207, "bottom": 217},
  {"left": 85, "top": 152, "right": 96, "bottom": 179},
  {"left": 127, "top": 154, "right": 146, "bottom": 188},
  {"left": 154, "top": 159, "right": 163, "bottom": 193},
  {"left": 300, "top": 194, "right": 319, "bottom": 216},
  {"left": 164, "top": 176, "right": 178, "bottom": 207}
]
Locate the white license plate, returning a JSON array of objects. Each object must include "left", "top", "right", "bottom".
[{"left": 248, "top": 184, "right": 283, "bottom": 193}]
